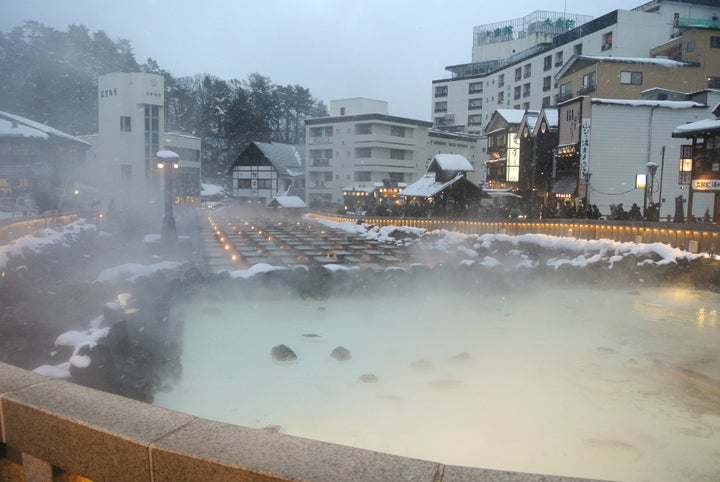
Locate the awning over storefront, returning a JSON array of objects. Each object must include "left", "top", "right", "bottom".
[{"left": 551, "top": 176, "right": 577, "bottom": 194}]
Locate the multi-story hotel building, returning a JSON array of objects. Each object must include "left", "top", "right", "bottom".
[
  {"left": 304, "top": 98, "right": 480, "bottom": 208},
  {"left": 431, "top": 1, "right": 720, "bottom": 136}
]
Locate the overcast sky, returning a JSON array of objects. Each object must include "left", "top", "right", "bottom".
[{"left": 2, "top": 0, "right": 645, "bottom": 120}]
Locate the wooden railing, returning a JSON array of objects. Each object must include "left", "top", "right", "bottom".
[{"left": 307, "top": 213, "right": 720, "bottom": 255}]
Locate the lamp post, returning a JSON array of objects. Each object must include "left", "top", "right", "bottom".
[
  {"left": 157, "top": 150, "right": 179, "bottom": 242},
  {"left": 646, "top": 161, "right": 659, "bottom": 221}
]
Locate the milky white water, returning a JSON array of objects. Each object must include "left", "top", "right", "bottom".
[{"left": 154, "top": 286, "right": 720, "bottom": 481}]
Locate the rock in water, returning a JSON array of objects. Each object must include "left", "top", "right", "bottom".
[
  {"left": 331, "top": 346, "right": 351, "bottom": 360},
  {"left": 271, "top": 344, "right": 297, "bottom": 362},
  {"left": 359, "top": 373, "right": 378, "bottom": 383}
]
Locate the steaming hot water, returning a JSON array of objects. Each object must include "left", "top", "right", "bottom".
[{"left": 154, "top": 284, "right": 720, "bottom": 482}]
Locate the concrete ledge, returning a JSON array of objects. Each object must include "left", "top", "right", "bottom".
[
  {"left": 151, "top": 418, "right": 440, "bottom": 482},
  {"left": 0, "top": 362, "right": 604, "bottom": 481}
]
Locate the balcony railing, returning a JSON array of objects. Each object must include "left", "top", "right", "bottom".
[{"left": 577, "top": 82, "right": 596, "bottom": 96}]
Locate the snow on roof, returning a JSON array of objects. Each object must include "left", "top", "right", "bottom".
[
  {"left": 398, "top": 172, "right": 465, "bottom": 198},
  {"left": 156, "top": 150, "right": 179, "bottom": 159},
  {"left": 255, "top": 142, "right": 305, "bottom": 174},
  {"left": 495, "top": 109, "right": 526, "bottom": 124},
  {"left": 592, "top": 99, "right": 705, "bottom": 109},
  {"left": 267, "top": 196, "right": 307, "bottom": 208},
  {"left": 430, "top": 154, "right": 474, "bottom": 172},
  {"left": 201, "top": 183, "right": 226, "bottom": 196},
  {"left": 580, "top": 56, "right": 691, "bottom": 67},
  {"left": 541, "top": 108, "right": 558, "bottom": 128},
  {"left": 673, "top": 118, "right": 720, "bottom": 135},
  {"left": 0, "top": 111, "right": 91, "bottom": 146}
]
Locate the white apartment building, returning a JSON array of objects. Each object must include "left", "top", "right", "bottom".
[
  {"left": 431, "top": 1, "right": 720, "bottom": 136},
  {"left": 82, "top": 72, "right": 201, "bottom": 210},
  {"left": 305, "top": 98, "right": 480, "bottom": 207}
]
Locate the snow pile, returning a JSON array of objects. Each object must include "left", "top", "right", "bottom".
[
  {"left": 0, "top": 219, "right": 96, "bottom": 269},
  {"left": 33, "top": 326, "right": 110, "bottom": 379},
  {"left": 312, "top": 217, "right": 425, "bottom": 246},
  {"left": 309, "top": 217, "right": 701, "bottom": 270}
]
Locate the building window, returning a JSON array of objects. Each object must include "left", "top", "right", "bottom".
[
  {"left": 573, "top": 43, "right": 583, "bottom": 55},
  {"left": 468, "top": 98, "right": 483, "bottom": 110},
  {"left": 620, "top": 71, "right": 643, "bottom": 85},
  {"left": 144, "top": 104, "right": 160, "bottom": 182},
  {"left": 257, "top": 179, "right": 272, "bottom": 189},
  {"left": 469, "top": 81, "right": 483, "bottom": 94},
  {"left": 543, "top": 55, "right": 552, "bottom": 71},
  {"left": 543, "top": 76, "right": 552, "bottom": 92},
  {"left": 120, "top": 164, "right": 131, "bottom": 182},
  {"left": 514, "top": 67, "right": 522, "bottom": 81},
  {"left": 708, "top": 77, "right": 720, "bottom": 89},
  {"left": 356, "top": 147, "right": 372, "bottom": 158},
  {"left": 711, "top": 36, "right": 720, "bottom": 48},
  {"left": 435, "top": 85, "right": 448, "bottom": 97},
  {"left": 390, "top": 125, "right": 406, "bottom": 137},
  {"left": 310, "top": 126, "right": 332, "bottom": 137},
  {"left": 355, "top": 123, "right": 372, "bottom": 134},
  {"left": 522, "top": 83, "right": 530, "bottom": 98},
  {"left": 434, "top": 101, "right": 448, "bottom": 113},
  {"left": 514, "top": 86, "right": 521, "bottom": 100},
  {"left": 559, "top": 81, "right": 572, "bottom": 101},
  {"left": 237, "top": 178, "right": 251, "bottom": 189},
  {"left": 523, "top": 64, "right": 531, "bottom": 78},
  {"left": 498, "top": 91, "right": 504, "bottom": 104},
  {"left": 390, "top": 149, "right": 405, "bottom": 160},
  {"left": 340, "top": 107, "right": 346, "bottom": 115},
  {"left": 120, "top": 116, "right": 131, "bottom": 132},
  {"left": 602, "top": 32, "right": 613, "bottom": 51},
  {"left": 498, "top": 74, "right": 504, "bottom": 88},
  {"left": 555, "top": 51, "right": 564, "bottom": 67},
  {"left": 687, "top": 40, "right": 695, "bottom": 52},
  {"left": 522, "top": 102, "right": 530, "bottom": 110},
  {"left": 468, "top": 114, "right": 482, "bottom": 126},
  {"left": 542, "top": 96, "right": 551, "bottom": 107},
  {"left": 354, "top": 172, "right": 371, "bottom": 182},
  {"left": 579, "top": 71, "right": 597, "bottom": 94}
]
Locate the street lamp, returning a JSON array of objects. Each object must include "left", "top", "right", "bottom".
[
  {"left": 646, "top": 161, "right": 659, "bottom": 221},
  {"left": 157, "top": 150, "right": 179, "bottom": 242}
]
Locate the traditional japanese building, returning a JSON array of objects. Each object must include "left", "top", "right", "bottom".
[{"left": 231, "top": 141, "right": 305, "bottom": 206}]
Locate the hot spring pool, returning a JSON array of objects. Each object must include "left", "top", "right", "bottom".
[{"left": 153, "top": 285, "right": 720, "bottom": 482}]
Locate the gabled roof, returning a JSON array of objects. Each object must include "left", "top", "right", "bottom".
[
  {"left": 0, "top": 111, "right": 91, "bottom": 146},
  {"left": 484, "top": 109, "right": 531, "bottom": 135},
  {"left": 398, "top": 172, "right": 465, "bottom": 198},
  {"left": 266, "top": 196, "right": 307, "bottom": 209},
  {"left": 517, "top": 111, "right": 540, "bottom": 137},
  {"left": 254, "top": 142, "right": 305, "bottom": 175},
  {"left": 556, "top": 54, "right": 696, "bottom": 80},
  {"left": 428, "top": 154, "right": 474, "bottom": 172},
  {"left": 537, "top": 108, "right": 558, "bottom": 133}
]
